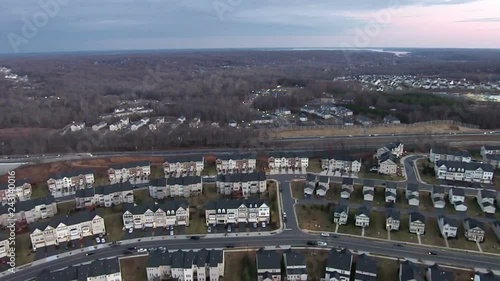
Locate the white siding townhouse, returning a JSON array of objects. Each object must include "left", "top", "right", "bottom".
[
  {"left": 385, "top": 182, "right": 397, "bottom": 203},
  {"left": 109, "top": 117, "right": 130, "bottom": 131},
  {"left": 429, "top": 147, "right": 472, "bottom": 163},
  {"left": 434, "top": 160, "right": 494, "bottom": 184},
  {"left": 216, "top": 172, "right": 266, "bottom": 197},
  {"left": 268, "top": 151, "right": 311, "bottom": 170},
  {"left": 36, "top": 258, "right": 122, "bottom": 281},
  {"left": 75, "top": 182, "right": 135, "bottom": 209},
  {"left": 91, "top": 121, "right": 107, "bottom": 131},
  {"left": 476, "top": 189, "right": 496, "bottom": 214},
  {"left": 438, "top": 215, "right": 458, "bottom": 238},
  {"left": 0, "top": 180, "right": 32, "bottom": 205},
  {"left": 463, "top": 218, "right": 485, "bottom": 242},
  {"left": 383, "top": 115, "right": 400, "bottom": 124},
  {"left": 386, "top": 209, "right": 401, "bottom": 231},
  {"left": 283, "top": 249, "right": 308, "bottom": 281},
  {"left": 316, "top": 176, "right": 331, "bottom": 197},
  {"left": 108, "top": 161, "right": 151, "bottom": 183},
  {"left": 215, "top": 152, "right": 257, "bottom": 173},
  {"left": 341, "top": 178, "right": 354, "bottom": 199},
  {"left": 448, "top": 187, "right": 467, "bottom": 211},
  {"left": 333, "top": 204, "right": 349, "bottom": 225},
  {"left": 0, "top": 232, "right": 10, "bottom": 261},
  {"left": 363, "top": 180, "right": 375, "bottom": 202},
  {"left": 406, "top": 183, "right": 420, "bottom": 206},
  {"left": 146, "top": 249, "right": 224, "bottom": 281},
  {"left": 256, "top": 249, "right": 282, "bottom": 281},
  {"left": 483, "top": 154, "right": 500, "bottom": 169},
  {"left": 29, "top": 210, "right": 105, "bottom": 251},
  {"left": 47, "top": 170, "right": 95, "bottom": 198},
  {"left": 149, "top": 176, "right": 203, "bottom": 199},
  {"left": 321, "top": 152, "right": 362, "bottom": 173},
  {"left": 324, "top": 248, "right": 353, "bottom": 281},
  {"left": 0, "top": 195, "right": 58, "bottom": 227},
  {"left": 122, "top": 201, "right": 190, "bottom": 230},
  {"left": 409, "top": 212, "right": 426, "bottom": 234},
  {"left": 205, "top": 198, "right": 270, "bottom": 226},
  {"left": 431, "top": 185, "right": 446, "bottom": 209},
  {"left": 355, "top": 206, "right": 370, "bottom": 227},
  {"left": 163, "top": 155, "right": 205, "bottom": 176}
]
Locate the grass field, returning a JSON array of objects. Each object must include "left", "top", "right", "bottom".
[
  {"left": 295, "top": 204, "right": 335, "bottom": 232},
  {"left": 416, "top": 158, "right": 440, "bottom": 185},
  {"left": 223, "top": 251, "right": 257, "bottom": 281},
  {"left": 421, "top": 217, "right": 447, "bottom": 247},
  {"left": 306, "top": 159, "right": 323, "bottom": 173},
  {"left": 364, "top": 211, "right": 388, "bottom": 240},
  {"left": 120, "top": 255, "right": 148, "bottom": 281},
  {"left": 291, "top": 181, "right": 305, "bottom": 199}
]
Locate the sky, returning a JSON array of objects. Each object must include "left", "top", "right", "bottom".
[{"left": 0, "top": 0, "right": 499, "bottom": 54}]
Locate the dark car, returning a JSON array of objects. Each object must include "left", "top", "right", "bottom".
[
  {"left": 127, "top": 247, "right": 136, "bottom": 251},
  {"left": 306, "top": 241, "right": 315, "bottom": 246},
  {"left": 330, "top": 234, "right": 339, "bottom": 238},
  {"left": 225, "top": 244, "right": 235, "bottom": 248},
  {"left": 394, "top": 243, "right": 403, "bottom": 247},
  {"left": 86, "top": 252, "right": 95, "bottom": 256},
  {"left": 190, "top": 236, "right": 200, "bottom": 240},
  {"left": 428, "top": 251, "right": 438, "bottom": 255}
]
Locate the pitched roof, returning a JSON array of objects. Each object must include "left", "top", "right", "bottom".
[
  {"left": 216, "top": 152, "right": 257, "bottom": 161},
  {"left": 109, "top": 161, "right": 150, "bottom": 169},
  {"left": 439, "top": 216, "right": 458, "bottom": 227},
  {"left": 326, "top": 248, "right": 352, "bottom": 271},
  {"left": 433, "top": 185, "right": 444, "bottom": 194},
  {"left": 435, "top": 160, "right": 494, "bottom": 173},
  {"left": 356, "top": 206, "right": 369, "bottom": 216},
  {"left": 410, "top": 212, "right": 426, "bottom": 224},
  {"left": 150, "top": 178, "right": 167, "bottom": 187},
  {"left": 205, "top": 198, "right": 267, "bottom": 211},
  {"left": 427, "top": 264, "right": 455, "bottom": 281},
  {"left": 29, "top": 210, "right": 103, "bottom": 232},
  {"left": 123, "top": 200, "right": 189, "bottom": 214},
  {"left": 94, "top": 182, "right": 135, "bottom": 195},
  {"left": 386, "top": 209, "right": 400, "bottom": 221},
  {"left": 321, "top": 152, "right": 357, "bottom": 162},
  {"left": 147, "top": 250, "right": 172, "bottom": 267},
  {"left": 256, "top": 249, "right": 281, "bottom": 270},
  {"left": 1, "top": 195, "right": 55, "bottom": 213},
  {"left": 356, "top": 254, "right": 377, "bottom": 275},
  {"left": 464, "top": 218, "right": 484, "bottom": 230},
  {"left": 335, "top": 204, "right": 349, "bottom": 214},
  {"left": 216, "top": 172, "right": 265, "bottom": 183},
  {"left": 48, "top": 169, "right": 94, "bottom": 179},
  {"left": 451, "top": 187, "right": 465, "bottom": 196},
  {"left": 283, "top": 249, "right": 306, "bottom": 267},
  {"left": 432, "top": 147, "right": 471, "bottom": 158},
  {"left": 400, "top": 260, "right": 424, "bottom": 281},
  {"left": 168, "top": 175, "right": 203, "bottom": 185},
  {"left": 306, "top": 173, "right": 317, "bottom": 182}
]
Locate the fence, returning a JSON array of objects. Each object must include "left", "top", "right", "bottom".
[{"left": 269, "top": 120, "right": 480, "bottom": 132}]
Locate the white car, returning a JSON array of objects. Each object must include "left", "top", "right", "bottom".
[
  {"left": 95, "top": 237, "right": 101, "bottom": 244},
  {"left": 320, "top": 232, "right": 329, "bottom": 237},
  {"left": 101, "top": 237, "right": 106, "bottom": 243},
  {"left": 128, "top": 228, "right": 133, "bottom": 233},
  {"left": 137, "top": 248, "right": 148, "bottom": 253},
  {"left": 207, "top": 226, "right": 212, "bottom": 233},
  {"left": 170, "top": 230, "right": 174, "bottom": 235},
  {"left": 317, "top": 241, "right": 327, "bottom": 247},
  {"left": 262, "top": 222, "right": 266, "bottom": 228}
]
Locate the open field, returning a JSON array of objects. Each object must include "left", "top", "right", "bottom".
[
  {"left": 120, "top": 255, "right": 148, "bottom": 281},
  {"left": 272, "top": 124, "right": 480, "bottom": 138},
  {"left": 291, "top": 180, "right": 305, "bottom": 199},
  {"left": 306, "top": 159, "right": 322, "bottom": 173},
  {"left": 364, "top": 211, "right": 388, "bottom": 240},
  {"left": 295, "top": 204, "right": 336, "bottom": 232},
  {"left": 223, "top": 251, "right": 257, "bottom": 281},
  {"left": 421, "top": 217, "right": 447, "bottom": 247},
  {"left": 337, "top": 210, "right": 362, "bottom": 236},
  {"left": 416, "top": 158, "right": 440, "bottom": 185}
]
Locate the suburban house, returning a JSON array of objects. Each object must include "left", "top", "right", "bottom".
[
  {"left": 426, "top": 264, "right": 454, "bottom": 281},
  {"left": 0, "top": 195, "right": 58, "bottom": 226},
  {"left": 216, "top": 172, "right": 266, "bottom": 197},
  {"left": 383, "top": 115, "right": 401, "bottom": 124},
  {"left": 205, "top": 199, "right": 270, "bottom": 226},
  {"left": 431, "top": 185, "right": 446, "bottom": 209},
  {"left": 333, "top": 204, "right": 349, "bottom": 225},
  {"left": 341, "top": 178, "right": 354, "bottom": 199},
  {"left": 324, "top": 248, "right": 353, "bottom": 281},
  {"left": 36, "top": 258, "right": 122, "bottom": 281},
  {"left": 492, "top": 221, "right": 500, "bottom": 242},
  {"left": 46, "top": 170, "right": 95, "bottom": 198},
  {"left": 315, "top": 176, "right": 330, "bottom": 197},
  {"left": 163, "top": 155, "right": 205, "bottom": 176},
  {"left": 130, "top": 117, "right": 150, "bottom": 131},
  {"left": 386, "top": 209, "right": 401, "bottom": 231},
  {"left": 283, "top": 249, "right": 308, "bottom": 281},
  {"left": 448, "top": 187, "right": 467, "bottom": 211},
  {"left": 215, "top": 152, "right": 257, "bottom": 173},
  {"left": 377, "top": 152, "right": 399, "bottom": 175},
  {"left": 434, "top": 161, "right": 494, "bottom": 184},
  {"left": 409, "top": 212, "right": 426, "bottom": 234},
  {"left": 363, "top": 180, "right": 375, "bottom": 202},
  {"left": 399, "top": 260, "right": 425, "bottom": 281},
  {"left": 149, "top": 176, "right": 203, "bottom": 198},
  {"left": 473, "top": 272, "right": 500, "bottom": 281},
  {"left": 146, "top": 249, "right": 224, "bottom": 281},
  {"left": 476, "top": 189, "right": 496, "bottom": 214},
  {"left": 429, "top": 147, "right": 472, "bottom": 163},
  {"left": 357, "top": 115, "right": 373, "bottom": 126},
  {"left": 385, "top": 183, "right": 397, "bottom": 203},
  {"left": 406, "top": 183, "right": 420, "bottom": 206},
  {"left": 91, "top": 121, "right": 107, "bottom": 131},
  {"left": 321, "top": 152, "right": 362, "bottom": 173},
  {"left": 108, "top": 161, "right": 151, "bottom": 183},
  {"left": 484, "top": 154, "right": 500, "bottom": 169},
  {"left": 76, "top": 182, "right": 135, "bottom": 209},
  {"left": 109, "top": 117, "right": 129, "bottom": 131},
  {"left": 0, "top": 180, "right": 32, "bottom": 204},
  {"left": 480, "top": 145, "right": 500, "bottom": 157},
  {"left": 375, "top": 142, "right": 404, "bottom": 159},
  {"left": 438, "top": 216, "right": 458, "bottom": 238},
  {"left": 0, "top": 232, "right": 9, "bottom": 260},
  {"left": 29, "top": 210, "right": 105, "bottom": 251},
  {"left": 463, "top": 218, "right": 485, "bottom": 242},
  {"left": 256, "top": 248, "right": 282, "bottom": 281},
  {"left": 355, "top": 254, "right": 377, "bottom": 281},
  {"left": 122, "top": 201, "right": 190, "bottom": 229},
  {"left": 268, "top": 151, "right": 311, "bottom": 170},
  {"left": 304, "top": 179, "right": 315, "bottom": 197},
  {"left": 355, "top": 206, "right": 370, "bottom": 227}
]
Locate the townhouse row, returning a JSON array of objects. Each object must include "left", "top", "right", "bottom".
[
  {"left": 35, "top": 258, "right": 121, "bottom": 281},
  {"left": 146, "top": 249, "right": 224, "bottom": 281},
  {"left": 0, "top": 180, "right": 32, "bottom": 205},
  {"left": 333, "top": 203, "right": 495, "bottom": 242}
]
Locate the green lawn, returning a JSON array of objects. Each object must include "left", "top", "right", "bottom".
[
  {"left": 465, "top": 197, "right": 485, "bottom": 218},
  {"left": 120, "top": 255, "right": 149, "bottom": 281},
  {"left": 263, "top": 181, "right": 281, "bottom": 230},
  {"left": 337, "top": 210, "right": 362, "bottom": 236},
  {"left": 373, "top": 187, "right": 386, "bottom": 206},
  {"left": 447, "top": 223, "right": 481, "bottom": 252},
  {"left": 301, "top": 250, "right": 328, "bottom": 280},
  {"left": 326, "top": 183, "right": 340, "bottom": 201},
  {"left": 291, "top": 181, "right": 305, "bottom": 200},
  {"left": 350, "top": 185, "right": 364, "bottom": 204},
  {"left": 306, "top": 159, "right": 323, "bottom": 173},
  {"left": 416, "top": 158, "right": 440, "bottom": 184},
  {"left": 31, "top": 182, "right": 50, "bottom": 199},
  {"left": 395, "top": 189, "right": 408, "bottom": 209},
  {"left": 133, "top": 189, "right": 155, "bottom": 205},
  {"left": 481, "top": 224, "right": 500, "bottom": 254},
  {"left": 421, "top": 217, "right": 447, "bottom": 247},
  {"left": 390, "top": 214, "right": 418, "bottom": 243},
  {"left": 186, "top": 209, "right": 207, "bottom": 234},
  {"left": 223, "top": 252, "right": 257, "bottom": 281},
  {"left": 58, "top": 201, "right": 76, "bottom": 215},
  {"left": 365, "top": 211, "right": 388, "bottom": 240},
  {"left": 376, "top": 258, "right": 400, "bottom": 281},
  {"left": 14, "top": 233, "right": 35, "bottom": 266},
  {"left": 93, "top": 175, "right": 110, "bottom": 186},
  {"left": 201, "top": 164, "right": 217, "bottom": 176},
  {"left": 295, "top": 204, "right": 336, "bottom": 232},
  {"left": 150, "top": 165, "right": 164, "bottom": 178},
  {"left": 103, "top": 206, "right": 125, "bottom": 242},
  {"left": 419, "top": 192, "right": 435, "bottom": 212}
]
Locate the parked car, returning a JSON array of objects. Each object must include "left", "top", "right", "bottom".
[
  {"left": 253, "top": 222, "right": 258, "bottom": 228},
  {"left": 320, "top": 232, "right": 329, "bottom": 237},
  {"left": 394, "top": 243, "right": 403, "bottom": 247},
  {"left": 190, "top": 236, "right": 200, "bottom": 240},
  {"left": 101, "top": 238, "right": 106, "bottom": 243},
  {"left": 207, "top": 226, "right": 212, "bottom": 233},
  {"left": 306, "top": 241, "right": 316, "bottom": 246},
  {"left": 225, "top": 244, "right": 235, "bottom": 248},
  {"left": 428, "top": 251, "right": 438, "bottom": 255},
  {"left": 227, "top": 226, "right": 232, "bottom": 232},
  {"left": 95, "top": 237, "right": 101, "bottom": 244},
  {"left": 261, "top": 222, "right": 266, "bottom": 228},
  {"left": 128, "top": 228, "right": 133, "bottom": 234},
  {"left": 137, "top": 248, "right": 148, "bottom": 253}
]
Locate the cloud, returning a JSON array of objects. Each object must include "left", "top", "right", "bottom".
[{"left": 457, "top": 17, "right": 500, "bottom": 22}]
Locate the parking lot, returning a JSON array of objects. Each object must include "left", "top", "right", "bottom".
[
  {"left": 122, "top": 225, "right": 187, "bottom": 240},
  {"left": 206, "top": 222, "right": 271, "bottom": 234}
]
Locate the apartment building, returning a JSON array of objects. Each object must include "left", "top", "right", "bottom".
[
  {"left": 321, "top": 152, "right": 362, "bottom": 173},
  {"left": 149, "top": 176, "right": 203, "bottom": 199},
  {"left": 355, "top": 254, "right": 377, "bottom": 281},
  {"left": 36, "top": 258, "right": 122, "bottom": 281},
  {"left": 146, "top": 249, "right": 224, "bottom": 281},
  {"left": 216, "top": 172, "right": 266, "bottom": 197},
  {"left": 215, "top": 152, "right": 257, "bottom": 173},
  {"left": 163, "top": 155, "right": 205, "bottom": 176},
  {"left": 438, "top": 216, "right": 458, "bottom": 238},
  {"left": 0, "top": 195, "right": 57, "bottom": 226},
  {"left": 256, "top": 249, "right": 282, "bottom": 281},
  {"left": 205, "top": 199, "right": 270, "bottom": 226},
  {"left": 0, "top": 179, "right": 32, "bottom": 204},
  {"left": 29, "top": 210, "right": 105, "bottom": 251},
  {"left": 0, "top": 231, "right": 9, "bottom": 261},
  {"left": 429, "top": 147, "right": 472, "bottom": 163},
  {"left": 122, "top": 201, "right": 190, "bottom": 229},
  {"left": 324, "top": 248, "right": 353, "bottom": 281},
  {"left": 434, "top": 161, "right": 494, "bottom": 184},
  {"left": 283, "top": 249, "right": 308, "bottom": 281},
  {"left": 108, "top": 161, "right": 151, "bottom": 182},
  {"left": 268, "top": 151, "right": 311, "bottom": 170},
  {"left": 75, "top": 182, "right": 135, "bottom": 209},
  {"left": 47, "top": 170, "right": 95, "bottom": 198}
]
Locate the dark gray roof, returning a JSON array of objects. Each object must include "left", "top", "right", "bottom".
[
  {"left": 216, "top": 152, "right": 257, "bottom": 161},
  {"left": 268, "top": 151, "right": 317, "bottom": 159},
  {"left": 30, "top": 210, "right": 103, "bottom": 232},
  {"left": 216, "top": 172, "right": 265, "bottom": 183},
  {"left": 363, "top": 179, "right": 375, "bottom": 187},
  {"left": 49, "top": 169, "right": 93, "bottom": 179},
  {"left": 483, "top": 145, "right": 500, "bottom": 151},
  {"left": 147, "top": 250, "right": 172, "bottom": 267},
  {"left": 321, "top": 152, "right": 357, "bottom": 162},
  {"left": 427, "top": 264, "right": 455, "bottom": 281},
  {"left": 474, "top": 272, "right": 500, "bottom": 281},
  {"left": 410, "top": 212, "right": 426, "bottom": 224},
  {"left": 283, "top": 249, "right": 305, "bottom": 267},
  {"left": 167, "top": 175, "right": 203, "bottom": 185},
  {"left": 326, "top": 248, "right": 352, "bottom": 271},
  {"left": 485, "top": 154, "right": 500, "bottom": 161},
  {"left": 318, "top": 176, "right": 329, "bottom": 183},
  {"left": 209, "top": 249, "right": 224, "bottom": 267},
  {"left": 342, "top": 177, "right": 354, "bottom": 185},
  {"left": 164, "top": 155, "right": 203, "bottom": 163},
  {"left": 433, "top": 185, "right": 444, "bottom": 194},
  {"left": 451, "top": 187, "right": 465, "bottom": 196},
  {"left": 87, "top": 258, "right": 121, "bottom": 277},
  {"left": 206, "top": 198, "right": 267, "bottom": 211},
  {"left": 256, "top": 248, "right": 281, "bottom": 270},
  {"left": 306, "top": 173, "right": 317, "bottom": 182},
  {"left": 384, "top": 115, "right": 400, "bottom": 122},
  {"left": 356, "top": 206, "right": 369, "bottom": 216},
  {"left": 400, "top": 260, "right": 424, "bottom": 281},
  {"left": 464, "top": 218, "right": 484, "bottom": 230},
  {"left": 356, "top": 254, "right": 377, "bottom": 275},
  {"left": 94, "top": 182, "right": 134, "bottom": 196},
  {"left": 379, "top": 151, "right": 398, "bottom": 163},
  {"left": 109, "top": 161, "right": 150, "bottom": 169},
  {"left": 123, "top": 200, "right": 189, "bottom": 214},
  {"left": 432, "top": 147, "right": 471, "bottom": 158},
  {"left": 480, "top": 189, "right": 496, "bottom": 199},
  {"left": 150, "top": 178, "right": 167, "bottom": 187},
  {"left": 335, "top": 203, "right": 349, "bottom": 214},
  {"left": 35, "top": 259, "right": 119, "bottom": 280},
  {"left": 75, "top": 187, "right": 95, "bottom": 198},
  {"left": 439, "top": 216, "right": 458, "bottom": 227},
  {"left": 363, "top": 189, "right": 374, "bottom": 196},
  {"left": 1, "top": 195, "right": 55, "bottom": 213},
  {"left": 386, "top": 209, "right": 400, "bottom": 221},
  {"left": 436, "top": 160, "right": 494, "bottom": 173},
  {"left": 171, "top": 250, "right": 185, "bottom": 269}
]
